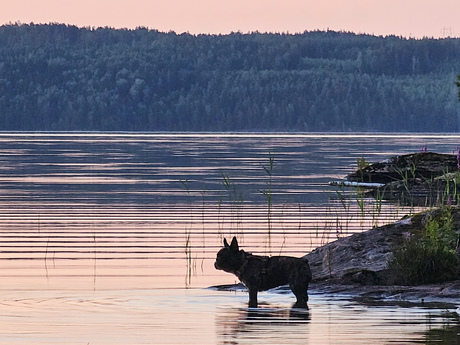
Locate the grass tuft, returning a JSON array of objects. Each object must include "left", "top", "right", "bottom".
[{"left": 388, "top": 205, "right": 459, "bottom": 285}]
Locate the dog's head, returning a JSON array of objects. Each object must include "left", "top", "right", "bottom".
[{"left": 214, "top": 237, "right": 243, "bottom": 273}]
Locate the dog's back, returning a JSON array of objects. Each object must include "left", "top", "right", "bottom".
[{"left": 241, "top": 254, "right": 312, "bottom": 292}]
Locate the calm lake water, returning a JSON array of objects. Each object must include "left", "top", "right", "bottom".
[{"left": 0, "top": 132, "right": 459, "bottom": 344}]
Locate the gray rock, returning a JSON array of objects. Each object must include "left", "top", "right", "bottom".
[
  {"left": 305, "top": 208, "right": 460, "bottom": 305},
  {"left": 347, "top": 152, "right": 458, "bottom": 184},
  {"left": 305, "top": 218, "right": 412, "bottom": 283}
]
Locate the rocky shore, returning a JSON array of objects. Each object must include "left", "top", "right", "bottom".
[
  {"left": 344, "top": 152, "right": 460, "bottom": 205},
  {"left": 307, "top": 152, "right": 460, "bottom": 307},
  {"left": 304, "top": 209, "right": 460, "bottom": 307}
]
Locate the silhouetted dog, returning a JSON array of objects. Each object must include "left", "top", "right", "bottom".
[{"left": 214, "top": 237, "right": 312, "bottom": 308}]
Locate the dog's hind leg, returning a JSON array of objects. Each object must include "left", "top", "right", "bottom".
[{"left": 290, "top": 283, "right": 309, "bottom": 308}]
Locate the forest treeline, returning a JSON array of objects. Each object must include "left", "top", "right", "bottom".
[{"left": 1, "top": 23, "right": 460, "bottom": 131}]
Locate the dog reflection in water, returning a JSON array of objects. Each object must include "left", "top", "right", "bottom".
[{"left": 214, "top": 237, "right": 312, "bottom": 308}]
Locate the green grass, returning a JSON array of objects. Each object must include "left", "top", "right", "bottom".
[{"left": 388, "top": 205, "right": 459, "bottom": 285}]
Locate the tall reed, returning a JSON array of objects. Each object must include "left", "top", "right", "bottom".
[
  {"left": 180, "top": 179, "right": 195, "bottom": 287},
  {"left": 259, "top": 153, "right": 274, "bottom": 252},
  {"left": 222, "top": 173, "right": 245, "bottom": 234}
]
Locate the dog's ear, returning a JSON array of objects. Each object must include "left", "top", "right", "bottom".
[
  {"left": 223, "top": 238, "right": 229, "bottom": 247},
  {"left": 230, "top": 236, "right": 239, "bottom": 250}
]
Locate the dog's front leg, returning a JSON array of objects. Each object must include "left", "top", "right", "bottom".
[{"left": 248, "top": 288, "right": 258, "bottom": 308}]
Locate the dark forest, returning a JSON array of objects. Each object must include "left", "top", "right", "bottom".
[{"left": 1, "top": 23, "right": 460, "bottom": 131}]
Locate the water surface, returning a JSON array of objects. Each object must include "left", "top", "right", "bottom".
[{"left": 0, "top": 132, "right": 459, "bottom": 344}]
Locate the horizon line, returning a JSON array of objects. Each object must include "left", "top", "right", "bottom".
[{"left": 2, "top": 21, "right": 458, "bottom": 40}]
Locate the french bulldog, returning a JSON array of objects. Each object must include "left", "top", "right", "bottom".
[{"left": 215, "top": 237, "right": 312, "bottom": 308}]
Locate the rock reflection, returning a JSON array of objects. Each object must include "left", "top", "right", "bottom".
[{"left": 216, "top": 305, "right": 310, "bottom": 345}]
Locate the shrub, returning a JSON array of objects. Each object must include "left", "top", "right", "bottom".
[{"left": 388, "top": 206, "right": 459, "bottom": 285}]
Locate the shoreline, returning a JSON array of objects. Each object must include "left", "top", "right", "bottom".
[
  {"left": 209, "top": 280, "right": 460, "bottom": 309},
  {"left": 309, "top": 280, "right": 460, "bottom": 309}
]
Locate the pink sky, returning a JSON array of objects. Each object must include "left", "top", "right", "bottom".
[{"left": 2, "top": 0, "right": 459, "bottom": 38}]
